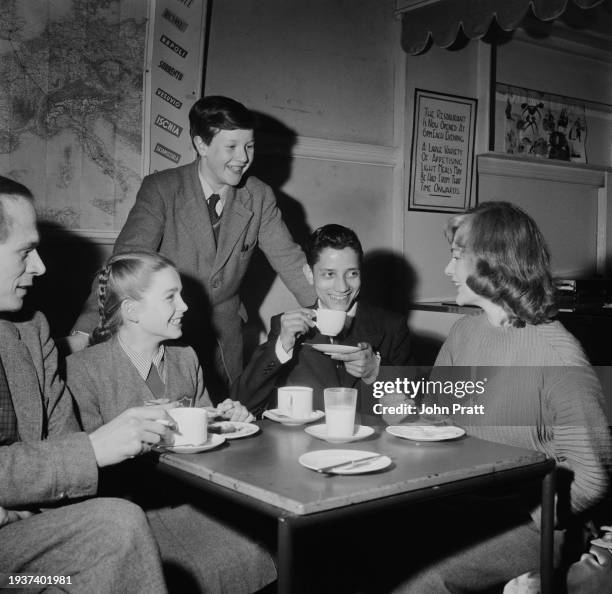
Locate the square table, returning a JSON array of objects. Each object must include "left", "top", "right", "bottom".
[{"left": 156, "top": 420, "right": 555, "bottom": 593}]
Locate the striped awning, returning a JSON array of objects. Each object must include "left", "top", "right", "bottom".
[{"left": 399, "top": 0, "right": 605, "bottom": 54}]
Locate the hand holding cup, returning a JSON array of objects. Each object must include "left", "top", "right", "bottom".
[{"left": 279, "top": 309, "right": 316, "bottom": 352}]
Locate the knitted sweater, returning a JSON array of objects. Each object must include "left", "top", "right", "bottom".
[{"left": 434, "top": 312, "right": 611, "bottom": 516}]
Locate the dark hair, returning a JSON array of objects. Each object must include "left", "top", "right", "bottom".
[
  {"left": 0, "top": 176, "right": 34, "bottom": 244},
  {"left": 91, "top": 251, "right": 177, "bottom": 344},
  {"left": 305, "top": 224, "right": 364, "bottom": 268},
  {"left": 189, "top": 96, "right": 255, "bottom": 144},
  {"left": 445, "top": 201, "right": 557, "bottom": 327}
]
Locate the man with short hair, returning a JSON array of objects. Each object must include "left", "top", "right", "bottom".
[
  {"left": 234, "top": 223, "right": 411, "bottom": 413},
  {"left": 0, "top": 176, "right": 170, "bottom": 593},
  {"left": 70, "top": 96, "right": 315, "bottom": 399}
]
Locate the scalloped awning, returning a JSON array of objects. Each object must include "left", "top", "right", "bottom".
[{"left": 399, "top": 0, "right": 605, "bottom": 54}]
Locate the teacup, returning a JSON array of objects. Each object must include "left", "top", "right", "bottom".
[
  {"left": 315, "top": 309, "right": 346, "bottom": 336},
  {"left": 167, "top": 408, "right": 208, "bottom": 446},
  {"left": 277, "top": 386, "right": 313, "bottom": 418}
]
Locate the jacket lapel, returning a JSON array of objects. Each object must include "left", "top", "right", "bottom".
[
  {"left": 213, "top": 185, "right": 253, "bottom": 274},
  {"left": 110, "top": 338, "right": 157, "bottom": 406},
  {"left": 177, "top": 160, "right": 216, "bottom": 272},
  {"left": 0, "top": 319, "right": 44, "bottom": 440}
]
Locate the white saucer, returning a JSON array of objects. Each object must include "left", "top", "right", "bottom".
[
  {"left": 386, "top": 425, "right": 465, "bottom": 442},
  {"left": 263, "top": 409, "right": 325, "bottom": 426},
  {"left": 307, "top": 344, "right": 362, "bottom": 355},
  {"left": 305, "top": 424, "right": 374, "bottom": 444},
  {"left": 154, "top": 434, "right": 226, "bottom": 453},
  {"left": 209, "top": 421, "right": 260, "bottom": 440},
  {"left": 299, "top": 449, "right": 392, "bottom": 475}
]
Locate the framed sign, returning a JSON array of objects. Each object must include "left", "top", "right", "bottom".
[{"left": 408, "top": 89, "right": 477, "bottom": 213}]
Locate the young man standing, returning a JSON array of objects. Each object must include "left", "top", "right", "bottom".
[{"left": 71, "top": 96, "right": 314, "bottom": 399}]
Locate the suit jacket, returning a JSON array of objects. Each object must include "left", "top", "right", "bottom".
[
  {"left": 74, "top": 160, "right": 315, "bottom": 389},
  {"left": 232, "top": 303, "right": 411, "bottom": 414},
  {"left": 66, "top": 337, "right": 212, "bottom": 432},
  {"left": 0, "top": 311, "right": 98, "bottom": 509}
]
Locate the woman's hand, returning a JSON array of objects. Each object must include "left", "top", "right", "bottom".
[{"left": 216, "top": 398, "right": 254, "bottom": 422}]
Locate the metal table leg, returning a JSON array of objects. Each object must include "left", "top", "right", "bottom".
[{"left": 277, "top": 517, "right": 294, "bottom": 594}]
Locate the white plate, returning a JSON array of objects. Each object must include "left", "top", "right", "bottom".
[
  {"left": 263, "top": 409, "right": 325, "bottom": 426},
  {"left": 307, "top": 344, "right": 362, "bottom": 355},
  {"left": 154, "top": 434, "right": 226, "bottom": 453},
  {"left": 299, "top": 449, "right": 391, "bottom": 475},
  {"left": 305, "top": 424, "right": 374, "bottom": 444},
  {"left": 209, "top": 421, "right": 260, "bottom": 440},
  {"left": 386, "top": 424, "right": 465, "bottom": 442}
]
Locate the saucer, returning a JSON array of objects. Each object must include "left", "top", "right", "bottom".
[
  {"left": 386, "top": 425, "right": 465, "bottom": 442},
  {"left": 154, "top": 434, "right": 226, "bottom": 453},
  {"left": 307, "top": 344, "right": 362, "bottom": 355},
  {"left": 305, "top": 424, "right": 374, "bottom": 444},
  {"left": 209, "top": 421, "right": 260, "bottom": 440},
  {"left": 263, "top": 409, "right": 324, "bottom": 426},
  {"left": 299, "top": 449, "right": 391, "bottom": 475}
]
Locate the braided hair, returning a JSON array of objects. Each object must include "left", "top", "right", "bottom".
[{"left": 91, "top": 251, "right": 177, "bottom": 345}]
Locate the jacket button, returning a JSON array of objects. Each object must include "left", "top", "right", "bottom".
[{"left": 212, "top": 280, "right": 220, "bottom": 289}]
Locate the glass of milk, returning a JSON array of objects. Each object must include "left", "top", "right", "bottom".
[{"left": 324, "top": 387, "right": 357, "bottom": 439}]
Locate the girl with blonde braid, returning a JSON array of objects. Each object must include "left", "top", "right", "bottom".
[
  {"left": 65, "top": 252, "right": 275, "bottom": 594},
  {"left": 67, "top": 250, "right": 252, "bottom": 433}
]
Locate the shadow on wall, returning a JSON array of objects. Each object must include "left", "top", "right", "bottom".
[
  {"left": 361, "top": 249, "right": 444, "bottom": 366},
  {"left": 241, "top": 111, "right": 312, "bottom": 361},
  {"left": 24, "top": 221, "right": 108, "bottom": 338}
]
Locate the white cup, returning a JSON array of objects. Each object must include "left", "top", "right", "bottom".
[
  {"left": 324, "top": 387, "right": 357, "bottom": 439},
  {"left": 167, "top": 408, "right": 208, "bottom": 446},
  {"left": 277, "top": 386, "right": 313, "bottom": 418},
  {"left": 315, "top": 309, "right": 346, "bottom": 337}
]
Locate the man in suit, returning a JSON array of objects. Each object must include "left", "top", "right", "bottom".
[
  {"left": 69, "top": 96, "right": 315, "bottom": 400},
  {"left": 0, "top": 176, "right": 170, "bottom": 592},
  {"left": 233, "top": 224, "right": 412, "bottom": 414}
]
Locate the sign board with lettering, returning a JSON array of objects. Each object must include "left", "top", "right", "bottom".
[
  {"left": 408, "top": 89, "right": 477, "bottom": 213},
  {"left": 143, "top": 0, "right": 208, "bottom": 174}
]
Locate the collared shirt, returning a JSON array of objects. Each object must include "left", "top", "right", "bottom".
[
  {"left": 118, "top": 336, "right": 166, "bottom": 383},
  {"left": 198, "top": 169, "right": 226, "bottom": 217}
]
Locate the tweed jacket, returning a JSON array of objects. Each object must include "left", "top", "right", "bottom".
[
  {"left": 66, "top": 337, "right": 212, "bottom": 432},
  {"left": 232, "top": 302, "right": 412, "bottom": 414},
  {"left": 0, "top": 311, "right": 98, "bottom": 509},
  {"left": 73, "top": 161, "right": 315, "bottom": 385}
]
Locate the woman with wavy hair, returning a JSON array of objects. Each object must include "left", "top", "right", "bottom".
[{"left": 394, "top": 202, "right": 611, "bottom": 593}]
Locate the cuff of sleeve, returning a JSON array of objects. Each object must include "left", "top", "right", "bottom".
[
  {"left": 275, "top": 337, "right": 293, "bottom": 364},
  {"left": 361, "top": 352, "right": 381, "bottom": 385},
  {"left": 50, "top": 433, "right": 99, "bottom": 500}
]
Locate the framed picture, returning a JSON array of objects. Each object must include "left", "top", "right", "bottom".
[
  {"left": 495, "top": 84, "right": 587, "bottom": 163},
  {"left": 408, "top": 89, "right": 477, "bottom": 213}
]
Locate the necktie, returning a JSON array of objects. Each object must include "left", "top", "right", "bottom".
[
  {"left": 207, "top": 194, "right": 221, "bottom": 225},
  {"left": 207, "top": 193, "right": 221, "bottom": 244},
  {"left": 145, "top": 364, "right": 165, "bottom": 400},
  {"left": 0, "top": 353, "right": 19, "bottom": 445}
]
